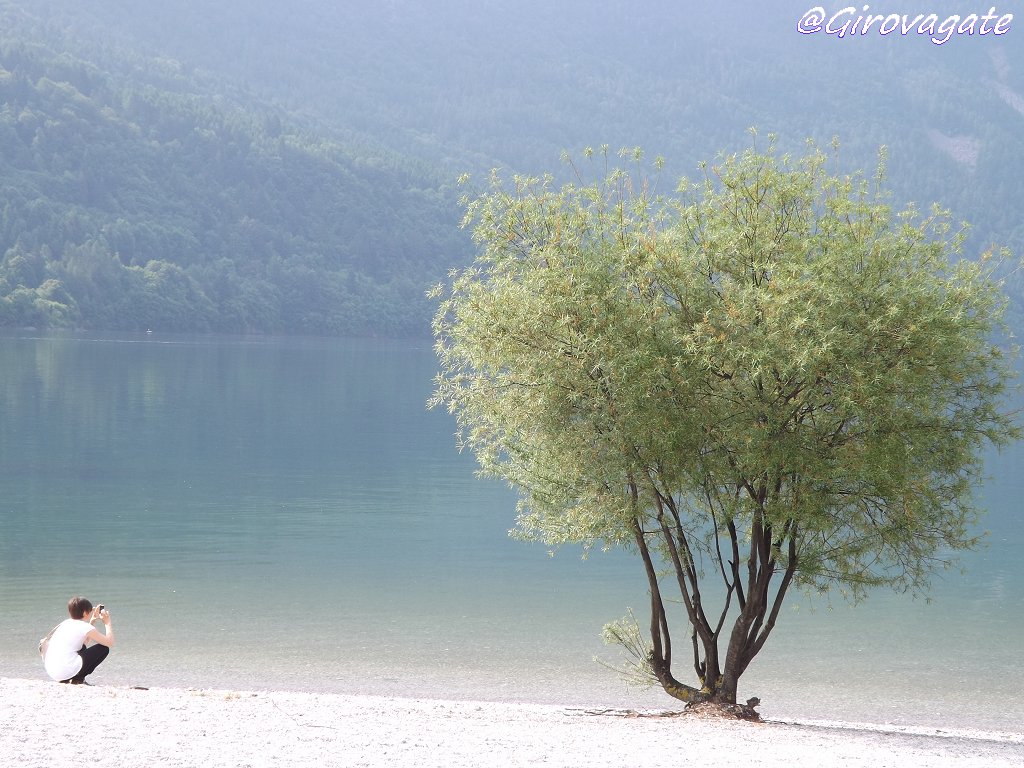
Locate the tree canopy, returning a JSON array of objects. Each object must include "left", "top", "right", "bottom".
[{"left": 431, "top": 141, "right": 1020, "bottom": 713}]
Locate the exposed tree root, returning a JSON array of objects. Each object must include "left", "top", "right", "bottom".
[
  {"left": 684, "top": 699, "right": 762, "bottom": 722},
  {"left": 567, "top": 709, "right": 687, "bottom": 719},
  {"left": 569, "top": 697, "right": 761, "bottom": 722}
]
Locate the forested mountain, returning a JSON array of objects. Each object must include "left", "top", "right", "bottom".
[
  {"left": 1, "top": 0, "right": 1022, "bottom": 335},
  {"left": 0, "top": 2, "right": 469, "bottom": 334}
]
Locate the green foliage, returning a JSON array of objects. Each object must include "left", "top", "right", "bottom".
[
  {"left": 599, "top": 610, "right": 656, "bottom": 690},
  {"left": 433, "top": 141, "right": 1020, "bottom": 704},
  {"left": 0, "top": 3, "right": 470, "bottom": 335}
]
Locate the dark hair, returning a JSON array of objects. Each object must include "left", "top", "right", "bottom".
[{"left": 67, "top": 596, "right": 93, "bottom": 620}]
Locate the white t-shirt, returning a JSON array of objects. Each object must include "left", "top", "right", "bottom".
[{"left": 43, "top": 619, "right": 93, "bottom": 681}]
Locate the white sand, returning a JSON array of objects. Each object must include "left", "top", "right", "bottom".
[{"left": 2, "top": 678, "right": 1021, "bottom": 767}]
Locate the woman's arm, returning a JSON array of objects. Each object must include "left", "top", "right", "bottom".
[{"left": 86, "top": 609, "right": 116, "bottom": 648}]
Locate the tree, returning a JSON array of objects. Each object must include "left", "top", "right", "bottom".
[{"left": 431, "top": 140, "right": 1020, "bottom": 715}]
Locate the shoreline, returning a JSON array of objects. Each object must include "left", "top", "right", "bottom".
[{"left": 2, "top": 677, "right": 1021, "bottom": 767}]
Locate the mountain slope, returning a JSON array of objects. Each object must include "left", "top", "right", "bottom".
[
  {"left": 0, "top": 2, "right": 470, "bottom": 334},
  {"left": 1, "top": 0, "right": 1021, "bottom": 334}
]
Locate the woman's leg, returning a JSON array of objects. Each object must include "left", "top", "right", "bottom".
[{"left": 70, "top": 644, "right": 109, "bottom": 683}]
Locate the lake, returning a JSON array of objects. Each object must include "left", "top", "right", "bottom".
[{"left": 1, "top": 331, "right": 1021, "bottom": 733}]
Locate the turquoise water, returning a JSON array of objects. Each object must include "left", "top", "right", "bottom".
[{"left": 1, "top": 331, "right": 1021, "bottom": 732}]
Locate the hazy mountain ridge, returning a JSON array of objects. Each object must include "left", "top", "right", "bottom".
[
  {"left": 1, "top": 0, "right": 1021, "bottom": 334},
  {"left": 0, "top": 1, "right": 470, "bottom": 334}
]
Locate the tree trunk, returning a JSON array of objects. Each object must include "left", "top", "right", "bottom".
[{"left": 631, "top": 502, "right": 797, "bottom": 721}]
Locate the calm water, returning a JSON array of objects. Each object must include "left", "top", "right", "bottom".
[{"left": 1, "top": 331, "right": 1021, "bottom": 732}]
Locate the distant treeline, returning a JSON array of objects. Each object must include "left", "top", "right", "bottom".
[{"left": 0, "top": 5, "right": 470, "bottom": 335}]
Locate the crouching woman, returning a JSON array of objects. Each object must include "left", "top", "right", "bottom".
[{"left": 43, "top": 596, "right": 115, "bottom": 685}]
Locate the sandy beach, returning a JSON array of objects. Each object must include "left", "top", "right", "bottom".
[{"left": 1, "top": 678, "right": 1021, "bottom": 767}]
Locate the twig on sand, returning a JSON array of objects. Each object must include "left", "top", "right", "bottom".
[
  {"left": 566, "top": 708, "right": 686, "bottom": 719},
  {"left": 270, "top": 697, "right": 339, "bottom": 729},
  {"left": 568, "top": 702, "right": 762, "bottom": 722}
]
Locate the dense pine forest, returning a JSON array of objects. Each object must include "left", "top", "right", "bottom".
[{"left": 1, "top": 0, "right": 1022, "bottom": 335}]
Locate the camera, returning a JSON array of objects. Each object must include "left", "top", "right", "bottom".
[{"left": 97, "top": 604, "right": 105, "bottom": 612}]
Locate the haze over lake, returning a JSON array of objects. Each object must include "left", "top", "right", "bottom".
[{"left": 1, "top": 331, "right": 1021, "bottom": 732}]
